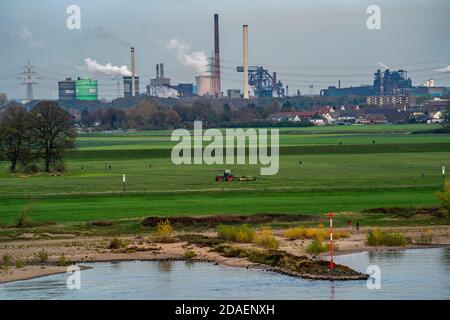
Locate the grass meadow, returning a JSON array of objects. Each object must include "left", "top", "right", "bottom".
[{"left": 0, "top": 123, "right": 449, "bottom": 227}]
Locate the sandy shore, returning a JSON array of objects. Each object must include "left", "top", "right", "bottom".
[{"left": 1, "top": 226, "right": 449, "bottom": 284}]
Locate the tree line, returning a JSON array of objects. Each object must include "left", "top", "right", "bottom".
[
  {"left": 77, "top": 99, "right": 314, "bottom": 131},
  {"left": 0, "top": 101, "right": 76, "bottom": 173}
]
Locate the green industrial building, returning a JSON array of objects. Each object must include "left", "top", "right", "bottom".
[{"left": 75, "top": 78, "right": 98, "bottom": 100}]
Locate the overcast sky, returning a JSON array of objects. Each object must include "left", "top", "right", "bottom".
[{"left": 1, "top": 0, "right": 449, "bottom": 100}]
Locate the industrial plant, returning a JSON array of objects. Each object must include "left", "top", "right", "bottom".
[{"left": 12, "top": 12, "right": 448, "bottom": 109}]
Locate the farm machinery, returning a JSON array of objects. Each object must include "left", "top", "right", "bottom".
[{"left": 215, "top": 170, "right": 257, "bottom": 182}]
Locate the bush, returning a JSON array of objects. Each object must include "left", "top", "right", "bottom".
[
  {"left": 2, "top": 254, "right": 11, "bottom": 270},
  {"left": 436, "top": 181, "right": 450, "bottom": 218},
  {"left": 366, "top": 228, "right": 407, "bottom": 246},
  {"left": 253, "top": 226, "right": 280, "bottom": 249},
  {"left": 154, "top": 220, "right": 174, "bottom": 242},
  {"left": 217, "top": 224, "right": 255, "bottom": 243},
  {"left": 16, "top": 202, "right": 35, "bottom": 228},
  {"left": 282, "top": 226, "right": 349, "bottom": 240},
  {"left": 417, "top": 228, "right": 433, "bottom": 244},
  {"left": 35, "top": 250, "right": 48, "bottom": 263},
  {"left": 55, "top": 162, "right": 66, "bottom": 173},
  {"left": 15, "top": 260, "right": 26, "bottom": 269},
  {"left": 184, "top": 249, "right": 197, "bottom": 260},
  {"left": 108, "top": 238, "right": 124, "bottom": 249},
  {"left": 306, "top": 237, "right": 330, "bottom": 254},
  {"left": 59, "top": 254, "right": 69, "bottom": 266}
]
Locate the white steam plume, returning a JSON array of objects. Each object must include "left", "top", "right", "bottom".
[
  {"left": 166, "top": 39, "right": 208, "bottom": 75},
  {"left": 435, "top": 65, "right": 450, "bottom": 73},
  {"left": 83, "top": 58, "right": 131, "bottom": 77},
  {"left": 376, "top": 62, "right": 389, "bottom": 69}
]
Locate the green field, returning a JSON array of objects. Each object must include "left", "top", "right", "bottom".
[{"left": 0, "top": 123, "right": 449, "bottom": 226}]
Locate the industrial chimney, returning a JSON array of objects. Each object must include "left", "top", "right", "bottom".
[
  {"left": 156, "top": 64, "right": 160, "bottom": 79},
  {"left": 213, "top": 13, "right": 221, "bottom": 98},
  {"left": 243, "top": 25, "right": 249, "bottom": 99},
  {"left": 160, "top": 63, "right": 164, "bottom": 78},
  {"left": 131, "top": 47, "right": 136, "bottom": 97}
]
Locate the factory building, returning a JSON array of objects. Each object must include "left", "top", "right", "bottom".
[
  {"left": 177, "top": 83, "right": 194, "bottom": 96},
  {"left": 227, "top": 89, "right": 241, "bottom": 99},
  {"left": 320, "top": 85, "right": 374, "bottom": 97},
  {"left": 75, "top": 78, "right": 98, "bottom": 101},
  {"left": 149, "top": 63, "right": 171, "bottom": 97},
  {"left": 123, "top": 76, "right": 140, "bottom": 97},
  {"left": 320, "top": 69, "right": 413, "bottom": 97},
  {"left": 58, "top": 78, "right": 76, "bottom": 100}
]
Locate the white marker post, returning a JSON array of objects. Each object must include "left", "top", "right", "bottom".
[
  {"left": 443, "top": 166, "right": 446, "bottom": 186},
  {"left": 329, "top": 211, "right": 334, "bottom": 270},
  {"left": 123, "top": 174, "right": 126, "bottom": 192}
]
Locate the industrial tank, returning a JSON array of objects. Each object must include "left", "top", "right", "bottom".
[{"left": 76, "top": 78, "right": 98, "bottom": 100}]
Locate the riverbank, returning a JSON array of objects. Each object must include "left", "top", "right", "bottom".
[{"left": 1, "top": 225, "right": 449, "bottom": 284}]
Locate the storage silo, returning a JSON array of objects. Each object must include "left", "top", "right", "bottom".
[{"left": 76, "top": 78, "right": 98, "bottom": 100}]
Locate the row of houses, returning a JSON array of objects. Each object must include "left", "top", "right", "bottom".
[{"left": 269, "top": 101, "right": 448, "bottom": 125}]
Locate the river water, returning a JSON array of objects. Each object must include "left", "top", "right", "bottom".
[{"left": 1, "top": 247, "right": 449, "bottom": 300}]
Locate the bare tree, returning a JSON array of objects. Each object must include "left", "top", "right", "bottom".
[
  {"left": 29, "top": 101, "right": 76, "bottom": 172},
  {"left": 0, "top": 104, "right": 31, "bottom": 172}
]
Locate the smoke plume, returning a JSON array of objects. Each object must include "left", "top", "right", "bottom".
[
  {"left": 166, "top": 39, "right": 208, "bottom": 75},
  {"left": 83, "top": 58, "right": 131, "bottom": 77},
  {"left": 435, "top": 65, "right": 450, "bottom": 73},
  {"left": 376, "top": 62, "right": 389, "bottom": 69}
]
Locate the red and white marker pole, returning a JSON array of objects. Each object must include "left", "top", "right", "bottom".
[{"left": 329, "top": 211, "right": 334, "bottom": 270}]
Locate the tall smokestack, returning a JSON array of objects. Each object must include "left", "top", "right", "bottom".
[
  {"left": 243, "top": 25, "right": 249, "bottom": 99},
  {"left": 213, "top": 13, "right": 221, "bottom": 98},
  {"left": 160, "top": 63, "right": 164, "bottom": 78},
  {"left": 131, "top": 47, "right": 136, "bottom": 97},
  {"left": 156, "top": 64, "right": 159, "bottom": 79}
]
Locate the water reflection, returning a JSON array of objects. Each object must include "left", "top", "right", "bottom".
[{"left": 157, "top": 261, "right": 172, "bottom": 272}]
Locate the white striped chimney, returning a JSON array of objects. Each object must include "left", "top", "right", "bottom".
[
  {"left": 131, "top": 47, "right": 136, "bottom": 97},
  {"left": 243, "top": 25, "right": 249, "bottom": 99}
]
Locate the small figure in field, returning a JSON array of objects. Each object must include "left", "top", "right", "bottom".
[
  {"left": 372, "top": 140, "right": 375, "bottom": 144},
  {"left": 149, "top": 163, "right": 152, "bottom": 168},
  {"left": 81, "top": 166, "right": 84, "bottom": 172},
  {"left": 356, "top": 221, "right": 359, "bottom": 233},
  {"left": 109, "top": 164, "right": 112, "bottom": 170},
  {"left": 339, "top": 140, "right": 342, "bottom": 145},
  {"left": 299, "top": 160, "right": 302, "bottom": 166},
  {"left": 347, "top": 220, "right": 353, "bottom": 231}
]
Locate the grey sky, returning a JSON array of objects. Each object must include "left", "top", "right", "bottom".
[{"left": 1, "top": 0, "right": 449, "bottom": 100}]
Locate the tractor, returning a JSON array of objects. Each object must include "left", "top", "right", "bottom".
[{"left": 215, "top": 170, "right": 234, "bottom": 182}]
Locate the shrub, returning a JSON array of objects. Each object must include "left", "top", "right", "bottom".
[
  {"left": 16, "top": 202, "right": 35, "bottom": 228},
  {"left": 366, "top": 228, "right": 407, "bottom": 246},
  {"left": 217, "top": 224, "right": 254, "bottom": 243},
  {"left": 15, "top": 260, "right": 26, "bottom": 269},
  {"left": 108, "top": 238, "right": 124, "bottom": 249},
  {"left": 2, "top": 254, "right": 11, "bottom": 270},
  {"left": 306, "top": 237, "right": 330, "bottom": 254},
  {"left": 184, "top": 249, "right": 197, "bottom": 260},
  {"left": 35, "top": 250, "right": 48, "bottom": 263},
  {"left": 55, "top": 162, "right": 66, "bottom": 173},
  {"left": 154, "top": 220, "right": 174, "bottom": 242},
  {"left": 253, "top": 226, "right": 280, "bottom": 249},
  {"left": 417, "top": 228, "right": 433, "bottom": 244},
  {"left": 282, "top": 226, "right": 349, "bottom": 240},
  {"left": 59, "top": 254, "right": 69, "bottom": 266},
  {"left": 436, "top": 181, "right": 450, "bottom": 218}
]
